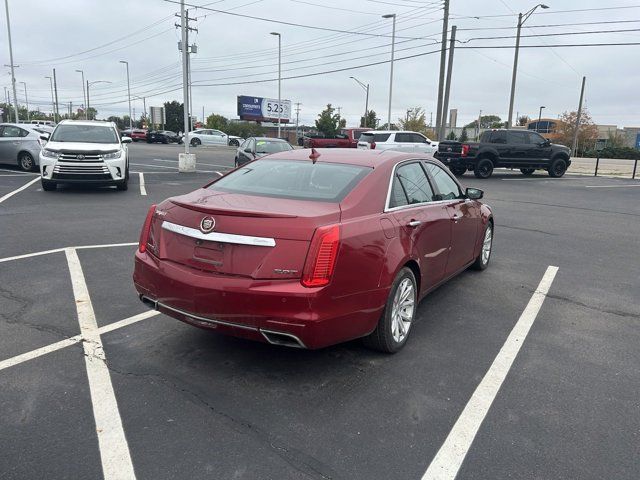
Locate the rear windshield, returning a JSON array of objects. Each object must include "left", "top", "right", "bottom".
[
  {"left": 360, "top": 133, "right": 391, "bottom": 143},
  {"left": 255, "top": 140, "right": 293, "bottom": 154},
  {"left": 209, "top": 159, "right": 371, "bottom": 202},
  {"left": 51, "top": 124, "right": 118, "bottom": 144}
]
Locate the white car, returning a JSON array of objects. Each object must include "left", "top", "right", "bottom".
[
  {"left": 39, "top": 120, "right": 131, "bottom": 191},
  {"left": 186, "top": 129, "right": 228, "bottom": 147},
  {"left": 357, "top": 130, "right": 438, "bottom": 155}
]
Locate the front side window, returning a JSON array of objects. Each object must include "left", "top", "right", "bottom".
[
  {"left": 392, "top": 162, "right": 434, "bottom": 206},
  {"left": 395, "top": 133, "right": 411, "bottom": 143},
  {"left": 50, "top": 125, "right": 119, "bottom": 144},
  {"left": 527, "top": 132, "right": 546, "bottom": 144},
  {"left": 410, "top": 133, "right": 427, "bottom": 143},
  {"left": 209, "top": 159, "right": 370, "bottom": 202},
  {"left": 507, "top": 131, "right": 530, "bottom": 144},
  {"left": 424, "top": 163, "right": 461, "bottom": 201},
  {"left": 490, "top": 131, "right": 507, "bottom": 144}
]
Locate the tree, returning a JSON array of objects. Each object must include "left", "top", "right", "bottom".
[
  {"left": 360, "top": 110, "right": 377, "bottom": 128},
  {"left": 315, "top": 104, "right": 345, "bottom": 137},
  {"left": 226, "top": 121, "right": 265, "bottom": 138},
  {"left": 206, "top": 113, "right": 229, "bottom": 131},
  {"left": 163, "top": 100, "right": 184, "bottom": 132},
  {"left": 554, "top": 109, "right": 598, "bottom": 154},
  {"left": 517, "top": 115, "right": 531, "bottom": 126},
  {"left": 447, "top": 131, "right": 457, "bottom": 141},
  {"left": 607, "top": 130, "right": 626, "bottom": 149},
  {"left": 464, "top": 115, "right": 503, "bottom": 129},
  {"left": 398, "top": 107, "right": 428, "bottom": 134},
  {"left": 107, "top": 116, "right": 125, "bottom": 130},
  {"left": 459, "top": 128, "right": 469, "bottom": 142}
]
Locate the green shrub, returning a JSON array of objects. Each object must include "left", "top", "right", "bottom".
[{"left": 583, "top": 146, "right": 639, "bottom": 159}]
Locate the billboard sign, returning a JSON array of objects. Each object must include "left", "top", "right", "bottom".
[
  {"left": 149, "top": 106, "right": 165, "bottom": 125},
  {"left": 237, "top": 96, "right": 291, "bottom": 123}
]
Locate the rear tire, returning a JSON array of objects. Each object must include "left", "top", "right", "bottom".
[
  {"left": 18, "top": 152, "right": 35, "bottom": 171},
  {"left": 450, "top": 165, "right": 467, "bottom": 176},
  {"left": 116, "top": 175, "right": 128, "bottom": 191},
  {"left": 548, "top": 157, "right": 568, "bottom": 177},
  {"left": 41, "top": 179, "right": 56, "bottom": 191},
  {"left": 520, "top": 168, "right": 535, "bottom": 176},
  {"left": 229, "top": 139, "right": 239, "bottom": 147},
  {"left": 191, "top": 138, "right": 201, "bottom": 147},
  {"left": 471, "top": 222, "right": 493, "bottom": 270},
  {"left": 474, "top": 158, "right": 494, "bottom": 179},
  {"left": 363, "top": 267, "right": 417, "bottom": 353}
]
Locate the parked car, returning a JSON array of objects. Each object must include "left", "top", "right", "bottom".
[
  {"left": 357, "top": 130, "right": 438, "bottom": 154},
  {"left": 133, "top": 149, "right": 493, "bottom": 352},
  {"left": 435, "top": 129, "right": 572, "bottom": 178},
  {"left": 130, "top": 129, "right": 148, "bottom": 142},
  {"left": 235, "top": 137, "right": 293, "bottom": 167},
  {"left": 228, "top": 135, "right": 244, "bottom": 147},
  {"left": 0, "top": 123, "right": 44, "bottom": 171},
  {"left": 303, "top": 128, "right": 369, "bottom": 148},
  {"left": 147, "top": 130, "right": 182, "bottom": 144},
  {"left": 39, "top": 120, "right": 131, "bottom": 191},
  {"left": 186, "top": 129, "right": 228, "bottom": 146}
]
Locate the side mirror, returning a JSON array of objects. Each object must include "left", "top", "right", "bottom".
[
  {"left": 466, "top": 187, "right": 483, "bottom": 200},
  {"left": 244, "top": 147, "right": 254, "bottom": 154},
  {"left": 39, "top": 133, "right": 50, "bottom": 142},
  {"left": 122, "top": 136, "right": 133, "bottom": 144}
]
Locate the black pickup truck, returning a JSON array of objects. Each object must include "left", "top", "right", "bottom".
[{"left": 435, "top": 129, "right": 571, "bottom": 179}]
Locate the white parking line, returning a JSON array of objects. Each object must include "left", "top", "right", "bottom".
[
  {"left": 65, "top": 248, "right": 137, "bottom": 480},
  {"left": 0, "top": 176, "right": 40, "bottom": 204},
  {"left": 150, "top": 158, "right": 232, "bottom": 169},
  {"left": 0, "top": 242, "right": 137, "bottom": 264},
  {"left": 422, "top": 266, "right": 559, "bottom": 480},
  {"left": 0, "top": 310, "right": 160, "bottom": 372},
  {"left": 138, "top": 172, "right": 147, "bottom": 196},
  {"left": 584, "top": 184, "right": 640, "bottom": 188},
  {"left": 0, "top": 168, "right": 37, "bottom": 174}
]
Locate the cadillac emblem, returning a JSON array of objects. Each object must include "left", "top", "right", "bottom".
[{"left": 199, "top": 216, "right": 215, "bottom": 233}]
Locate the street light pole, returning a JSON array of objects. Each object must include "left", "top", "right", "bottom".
[
  {"left": 86, "top": 80, "right": 112, "bottom": 120},
  {"left": 350, "top": 76, "right": 369, "bottom": 127},
  {"left": 4, "top": 0, "right": 19, "bottom": 122},
  {"left": 119, "top": 60, "right": 133, "bottom": 130},
  {"left": 382, "top": 13, "right": 396, "bottom": 130},
  {"left": 507, "top": 4, "right": 549, "bottom": 128},
  {"left": 537, "top": 106, "right": 545, "bottom": 132},
  {"left": 270, "top": 32, "right": 282, "bottom": 138},
  {"left": 75, "top": 69, "right": 87, "bottom": 119},
  {"left": 45, "top": 76, "right": 55, "bottom": 122},
  {"left": 19, "top": 81, "right": 29, "bottom": 121}
]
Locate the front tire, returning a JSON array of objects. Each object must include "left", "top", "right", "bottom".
[
  {"left": 18, "top": 152, "right": 35, "bottom": 171},
  {"left": 41, "top": 179, "right": 56, "bottom": 191},
  {"left": 548, "top": 157, "right": 568, "bottom": 178},
  {"left": 520, "top": 168, "right": 535, "bottom": 176},
  {"left": 191, "top": 138, "right": 201, "bottom": 147},
  {"left": 363, "top": 267, "right": 417, "bottom": 353},
  {"left": 474, "top": 158, "right": 494, "bottom": 179},
  {"left": 471, "top": 222, "right": 493, "bottom": 270},
  {"left": 229, "top": 139, "right": 239, "bottom": 147},
  {"left": 450, "top": 165, "right": 467, "bottom": 176}
]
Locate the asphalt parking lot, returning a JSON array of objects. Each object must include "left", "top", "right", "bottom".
[{"left": 1, "top": 143, "right": 639, "bottom": 480}]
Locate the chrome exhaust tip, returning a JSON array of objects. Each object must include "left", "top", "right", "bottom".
[
  {"left": 139, "top": 295, "right": 158, "bottom": 310},
  {"left": 260, "top": 329, "right": 306, "bottom": 349}
]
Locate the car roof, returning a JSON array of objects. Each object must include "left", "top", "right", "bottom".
[
  {"left": 360, "top": 130, "right": 422, "bottom": 135},
  {"left": 266, "top": 148, "right": 434, "bottom": 168},
  {"left": 58, "top": 119, "right": 116, "bottom": 128},
  {"left": 1, "top": 123, "right": 39, "bottom": 132},
  {"left": 251, "top": 137, "right": 288, "bottom": 142}
]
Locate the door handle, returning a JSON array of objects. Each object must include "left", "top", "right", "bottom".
[{"left": 407, "top": 220, "right": 422, "bottom": 227}]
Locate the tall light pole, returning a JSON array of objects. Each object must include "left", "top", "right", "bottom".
[
  {"left": 4, "top": 0, "right": 19, "bottom": 122},
  {"left": 45, "top": 76, "right": 55, "bottom": 122},
  {"left": 350, "top": 76, "right": 370, "bottom": 128},
  {"left": 86, "top": 80, "right": 111, "bottom": 120},
  {"left": 19, "top": 81, "right": 29, "bottom": 121},
  {"left": 507, "top": 3, "right": 550, "bottom": 128},
  {"left": 537, "top": 106, "right": 545, "bottom": 132},
  {"left": 119, "top": 60, "right": 133, "bottom": 130},
  {"left": 382, "top": 13, "right": 396, "bottom": 130},
  {"left": 270, "top": 32, "right": 282, "bottom": 138},
  {"left": 75, "top": 69, "right": 87, "bottom": 119}
]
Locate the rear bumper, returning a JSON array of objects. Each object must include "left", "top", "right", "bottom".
[{"left": 133, "top": 251, "right": 383, "bottom": 349}]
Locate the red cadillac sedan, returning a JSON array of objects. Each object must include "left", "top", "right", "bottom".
[{"left": 133, "top": 149, "right": 493, "bottom": 352}]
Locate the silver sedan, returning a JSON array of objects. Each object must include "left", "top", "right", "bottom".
[{"left": 0, "top": 123, "right": 44, "bottom": 171}]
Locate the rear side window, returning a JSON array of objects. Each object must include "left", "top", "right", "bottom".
[
  {"left": 1, "top": 125, "right": 27, "bottom": 137},
  {"left": 489, "top": 131, "right": 507, "bottom": 144},
  {"left": 424, "top": 163, "right": 461, "bottom": 201},
  {"left": 360, "top": 133, "right": 391, "bottom": 143},
  {"left": 390, "top": 162, "right": 434, "bottom": 207},
  {"left": 210, "top": 159, "right": 371, "bottom": 202}
]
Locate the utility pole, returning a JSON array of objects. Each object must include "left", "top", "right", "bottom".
[
  {"left": 382, "top": 13, "right": 396, "bottom": 130},
  {"left": 337, "top": 106, "right": 342, "bottom": 118},
  {"left": 439, "top": 25, "right": 456, "bottom": 141},
  {"left": 68, "top": 101, "right": 71, "bottom": 118},
  {"left": 435, "top": 0, "right": 450, "bottom": 137},
  {"left": 270, "top": 32, "right": 282, "bottom": 138},
  {"left": 429, "top": 111, "right": 433, "bottom": 128},
  {"left": 75, "top": 70, "right": 87, "bottom": 119},
  {"left": 53, "top": 68, "right": 60, "bottom": 123},
  {"left": 176, "top": 4, "right": 197, "bottom": 148},
  {"left": 295, "top": 102, "right": 301, "bottom": 140},
  {"left": 350, "top": 76, "right": 369, "bottom": 127},
  {"left": 45, "top": 76, "right": 55, "bottom": 122},
  {"left": 19, "top": 81, "right": 29, "bottom": 121},
  {"left": 119, "top": 60, "right": 132, "bottom": 130},
  {"left": 202, "top": 105, "right": 204, "bottom": 126},
  {"left": 572, "top": 76, "right": 586, "bottom": 156},
  {"left": 477, "top": 109, "right": 482, "bottom": 140},
  {"left": 4, "top": 0, "right": 19, "bottom": 122}
]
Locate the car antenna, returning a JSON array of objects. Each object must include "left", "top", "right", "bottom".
[{"left": 309, "top": 148, "right": 320, "bottom": 164}]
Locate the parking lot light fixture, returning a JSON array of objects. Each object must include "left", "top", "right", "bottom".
[
  {"left": 270, "top": 32, "right": 282, "bottom": 138},
  {"left": 537, "top": 106, "right": 546, "bottom": 132},
  {"left": 382, "top": 14, "right": 396, "bottom": 130},
  {"left": 507, "top": 4, "right": 550, "bottom": 128},
  {"left": 75, "top": 69, "right": 87, "bottom": 119},
  {"left": 119, "top": 60, "right": 133, "bottom": 130},
  {"left": 350, "top": 76, "right": 370, "bottom": 128},
  {"left": 86, "top": 80, "right": 112, "bottom": 121}
]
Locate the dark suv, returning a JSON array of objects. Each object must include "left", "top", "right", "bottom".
[{"left": 436, "top": 129, "right": 572, "bottom": 178}]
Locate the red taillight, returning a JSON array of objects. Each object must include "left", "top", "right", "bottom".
[
  {"left": 461, "top": 144, "right": 470, "bottom": 157},
  {"left": 370, "top": 141, "right": 376, "bottom": 150},
  {"left": 301, "top": 224, "right": 340, "bottom": 288},
  {"left": 138, "top": 204, "right": 157, "bottom": 253}
]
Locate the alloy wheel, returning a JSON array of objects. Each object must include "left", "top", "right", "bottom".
[
  {"left": 482, "top": 225, "right": 493, "bottom": 265},
  {"left": 391, "top": 278, "right": 415, "bottom": 343},
  {"left": 19, "top": 153, "right": 34, "bottom": 171}
]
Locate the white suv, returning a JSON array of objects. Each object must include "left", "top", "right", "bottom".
[
  {"left": 39, "top": 120, "right": 131, "bottom": 191},
  {"left": 357, "top": 130, "right": 438, "bottom": 155}
]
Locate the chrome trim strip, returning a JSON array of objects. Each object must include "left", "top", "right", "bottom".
[
  {"left": 162, "top": 220, "right": 276, "bottom": 247},
  {"left": 260, "top": 329, "right": 307, "bottom": 348},
  {"left": 153, "top": 298, "right": 259, "bottom": 332}
]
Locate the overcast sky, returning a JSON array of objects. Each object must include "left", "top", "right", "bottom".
[{"left": 2, "top": 0, "right": 639, "bottom": 129}]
